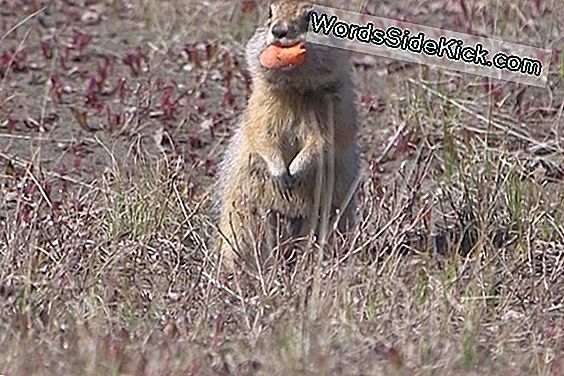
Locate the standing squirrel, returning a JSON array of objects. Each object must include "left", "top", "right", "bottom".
[{"left": 216, "top": 0, "right": 359, "bottom": 269}]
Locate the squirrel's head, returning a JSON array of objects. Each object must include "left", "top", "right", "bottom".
[{"left": 245, "top": 0, "right": 349, "bottom": 91}]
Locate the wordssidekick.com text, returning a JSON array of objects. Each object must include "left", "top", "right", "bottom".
[{"left": 308, "top": 10, "right": 546, "bottom": 79}]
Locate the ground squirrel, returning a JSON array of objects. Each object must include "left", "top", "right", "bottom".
[{"left": 216, "top": 0, "right": 359, "bottom": 269}]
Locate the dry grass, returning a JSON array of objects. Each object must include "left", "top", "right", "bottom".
[{"left": 0, "top": 0, "right": 563, "bottom": 375}]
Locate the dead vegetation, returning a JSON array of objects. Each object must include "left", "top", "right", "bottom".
[{"left": 0, "top": 0, "right": 563, "bottom": 375}]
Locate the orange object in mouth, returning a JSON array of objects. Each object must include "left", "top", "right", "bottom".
[{"left": 259, "top": 42, "right": 306, "bottom": 69}]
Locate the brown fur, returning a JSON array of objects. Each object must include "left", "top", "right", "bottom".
[{"left": 216, "top": 0, "right": 359, "bottom": 269}]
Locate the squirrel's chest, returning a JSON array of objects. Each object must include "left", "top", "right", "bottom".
[
  {"left": 268, "top": 119, "right": 309, "bottom": 155},
  {"left": 269, "top": 110, "right": 322, "bottom": 140}
]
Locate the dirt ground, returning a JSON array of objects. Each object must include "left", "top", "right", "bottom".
[{"left": 0, "top": 0, "right": 563, "bottom": 375}]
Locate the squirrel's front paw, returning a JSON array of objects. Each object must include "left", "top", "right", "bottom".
[
  {"left": 288, "top": 155, "right": 311, "bottom": 183},
  {"left": 272, "top": 169, "right": 296, "bottom": 191}
]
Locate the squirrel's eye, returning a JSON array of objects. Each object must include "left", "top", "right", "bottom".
[
  {"left": 303, "top": 9, "right": 313, "bottom": 22},
  {"left": 269, "top": 5, "right": 274, "bottom": 19}
]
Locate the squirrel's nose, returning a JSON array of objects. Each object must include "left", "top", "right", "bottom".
[{"left": 271, "top": 22, "right": 289, "bottom": 39}]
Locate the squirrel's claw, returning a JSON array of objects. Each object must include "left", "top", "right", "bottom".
[{"left": 272, "top": 170, "right": 296, "bottom": 199}]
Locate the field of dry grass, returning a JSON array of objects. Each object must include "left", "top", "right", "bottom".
[{"left": 0, "top": 0, "right": 563, "bottom": 374}]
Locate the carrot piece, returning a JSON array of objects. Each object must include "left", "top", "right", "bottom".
[{"left": 259, "top": 42, "right": 306, "bottom": 69}]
